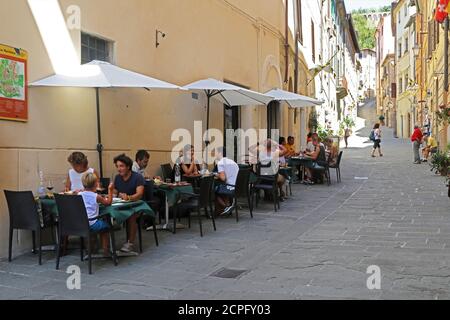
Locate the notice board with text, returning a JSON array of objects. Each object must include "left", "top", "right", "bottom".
[{"left": 0, "top": 43, "right": 28, "bottom": 122}]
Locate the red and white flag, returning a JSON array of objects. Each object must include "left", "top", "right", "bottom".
[{"left": 435, "top": 0, "right": 450, "bottom": 23}]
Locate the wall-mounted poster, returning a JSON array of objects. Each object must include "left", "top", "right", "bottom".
[{"left": 0, "top": 44, "right": 28, "bottom": 122}]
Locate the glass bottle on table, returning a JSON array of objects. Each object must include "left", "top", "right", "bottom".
[
  {"left": 37, "top": 171, "right": 46, "bottom": 199},
  {"left": 174, "top": 163, "right": 181, "bottom": 183},
  {"left": 47, "top": 180, "right": 54, "bottom": 194},
  {"left": 200, "top": 162, "right": 207, "bottom": 175}
]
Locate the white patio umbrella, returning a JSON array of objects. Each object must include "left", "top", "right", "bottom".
[
  {"left": 182, "top": 78, "right": 272, "bottom": 141},
  {"left": 30, "top": 60, "right": 181, "bottom": 177},
  {"left": 265, "top": 88, "right": 324, "bottom": 108},
  {"left": 182, "top": 78, "right": 272, "bottom": 163}
]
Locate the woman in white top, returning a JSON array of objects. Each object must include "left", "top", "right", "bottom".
[
  {"left": 371, "top": 123, "right": 383, "bottom": 158},
  {"left": 65, "top": 152, "right": 100, "bottom": 192},
  {"left": 278, "top": 137, "right": 288, "bottom": 167},
  {"left": 250, "top": 139, "right": 287, "bottom": 200}
]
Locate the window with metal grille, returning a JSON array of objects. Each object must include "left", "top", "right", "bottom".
[{"left": 81, "top": 32, "right": 113, "bottom": 64}]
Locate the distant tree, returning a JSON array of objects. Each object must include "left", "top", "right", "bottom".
[
  {"left": 352, "top": 8, "right": 377, "bottom": 14},
  {"left": 352, "top": 6, "right": 390, "bottom": 14},
  {"left": 352, "top": 14, "right": 377, "bottom": 49}
]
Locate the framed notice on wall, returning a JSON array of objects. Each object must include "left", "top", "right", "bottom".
[{"left": 0, "top": 44, "right": 28, "bottom": 122}]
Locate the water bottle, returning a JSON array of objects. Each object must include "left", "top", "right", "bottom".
[
  {"left": 37, "top": 170, "right": 46, "bottom": 198},
  {"left": 200, "top": 162, "right": 206, "bottom": 175},
  {"left": 174, "top": 163, "right": 181, "bottom": 183}
]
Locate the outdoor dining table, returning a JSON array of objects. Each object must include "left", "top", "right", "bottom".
[
  {"left": 37, "top": 197, "right": 155, "bottom": 257},
  {"left": 150, "top": 182, "right": 194, "bottom": 232},
  {"left": 39, "top": 197, "right": 155, "bottom": 224},
  {"left": 183, "top": 174, "right": 202, "bottom": 189},
  {"left": 288, "top": 156, "right": 313, "bottom": 183}
]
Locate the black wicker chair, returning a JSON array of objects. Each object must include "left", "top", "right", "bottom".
[
  {"left": 251, "top": 163, "right": 280, "bottom": 213},
  {"left": 4, "top": 190, "right": 56, "bottom": 265},
  {"left": 329, "top": 151, "right": 343, "bottom": 183},
  {"left": 234, "top": 168, "right": 253, "bottom": 221},
  {"left": 54, "top": 194, "right": 118, "bottom": 274},
  {"left": 175, "top": 175, "right": 216, "bottom": 237}
]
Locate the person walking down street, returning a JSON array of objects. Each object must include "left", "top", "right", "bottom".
[
  {"left": 344, "top": 127, "right": 352, "bottom": 148},
  {"left": 411, "top": 125, "right": 423, "bottom": 164},
  {"left": 371, "top": 123, "right": 383, "bottom": 158}
]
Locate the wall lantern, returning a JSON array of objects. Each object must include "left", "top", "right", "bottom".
[{"left": 156, "top": 29, "right": 166, "bottom": 48}]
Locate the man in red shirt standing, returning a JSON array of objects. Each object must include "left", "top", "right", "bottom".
[{"left": 411, "top": 125, "right": 423, "bottom": 164}]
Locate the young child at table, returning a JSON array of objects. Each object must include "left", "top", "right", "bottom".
[{"left": 79, "top": 172, "right": 114, "bottom": 256}]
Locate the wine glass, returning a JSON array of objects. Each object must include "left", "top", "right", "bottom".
[
  {"left": 62, "top": 178, "right": 67, "bottom": 192},
  {"left": 47, "top": 180, "right": 54, "bottom": 194}
]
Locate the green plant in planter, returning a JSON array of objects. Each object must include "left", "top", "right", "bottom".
[
  {"left": 338, "top": 116, "right": 356, "bottom": 136},
  {"left": 343, "top": 116, "right": 356, "bottom": 129},
  {"left": 308, "top": 110, "right": 318, "bottom": 132},
  {"left": 430, "top": 150, "right": 450, "bottom": 176},
  {"left": 317, "top": 125, "right": 334, "bottom": 142},
  {"left": 338, "top": 122, "right": 345, "bottom": 137}
]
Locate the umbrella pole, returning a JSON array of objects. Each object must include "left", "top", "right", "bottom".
[
  {"left": 95, "top": 87, "right": 104, "bottom": 178},
  {"left": 205, "top": 94, "right": 210, "bottom": 165}
]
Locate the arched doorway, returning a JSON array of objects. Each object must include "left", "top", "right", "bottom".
[{"left": 262, "top": 55, "right": 283, "bottom": 138}]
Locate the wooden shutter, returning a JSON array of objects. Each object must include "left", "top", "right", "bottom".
[{"left": 297, "top": 0, "right": 303, "bottom": 44}]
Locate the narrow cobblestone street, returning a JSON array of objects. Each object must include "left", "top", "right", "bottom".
[{"left": 1, "top": 101, "right": 449, "bottom": 300}]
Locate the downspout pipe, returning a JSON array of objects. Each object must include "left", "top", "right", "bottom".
[{"left": 285, "top": 0, "right": 289, "bottom": 84}]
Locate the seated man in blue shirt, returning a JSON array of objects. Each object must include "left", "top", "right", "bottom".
[{"left": 113, "top": 154, "right": 145, "bottom": 253}]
